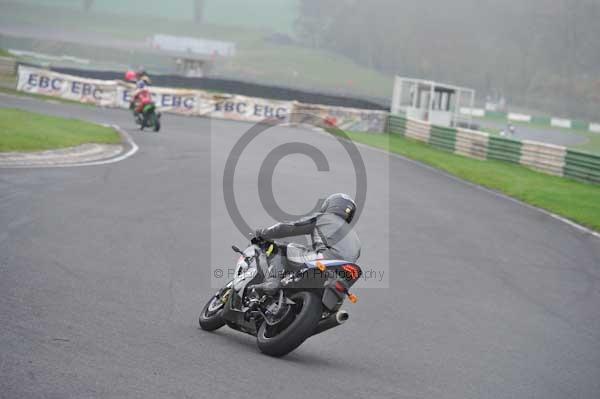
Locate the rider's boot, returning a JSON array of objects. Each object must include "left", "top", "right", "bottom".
[
  {"left": 251, "top": 278, "right": 281, "bottom": 295},
  {"left": 251, "top": 253, "right": 285, "bottom": 295}
]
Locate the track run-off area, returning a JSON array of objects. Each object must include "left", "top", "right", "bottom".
[{"left": 1, "top": 95, "right": 599, "bottom": 399}]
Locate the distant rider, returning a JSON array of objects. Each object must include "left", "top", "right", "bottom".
[
  {"left": 252, "top": 193, "right": 361, "bottom": 293},
  {"left": 129, "top": 78, "right": 154, "bottom": 127}
]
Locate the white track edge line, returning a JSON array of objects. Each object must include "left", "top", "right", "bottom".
[{"left": 0, "top": 125, "right": 138, "bottom": 168}]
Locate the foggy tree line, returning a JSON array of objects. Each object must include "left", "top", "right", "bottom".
[{"left": 296, "top": 0, "right": 600, "bottom": 118}]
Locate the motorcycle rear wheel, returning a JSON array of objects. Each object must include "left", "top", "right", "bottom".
[
  {"left": 152, "top": 113, "right": 161, "bottom": 132},
  {"left": 256, "top": 291, "right": 321, "bottom": 357}
]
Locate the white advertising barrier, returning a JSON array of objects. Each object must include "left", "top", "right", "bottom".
[
  {"left": 459, "top": 107, "right": 486, "bottom": 117},
  {"left": 116, "top": 85, "right": 293, "bottom": 121},
  {"left": 291, "top": 103, "right": 388, "bottom": 132},
  {"left": 17, "top": 65, "right": 118, "bottom": 107},
  {"left": 551, "top": 118, "right": 572, "bottom": 129},
  {"left": 508, "top": 112, "right": 532, "bottom": 122},
  {"left": 19, "top": 66, "right": 294, "bottom": 123},
  {"left": 116, "top": 84, "right": 207, "bottom": 116},
  {"left": 208, "top": 93, "right": 292, "bottom": 122}
]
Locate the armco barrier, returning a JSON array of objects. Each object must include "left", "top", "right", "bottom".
[
  {"left": 455, "top": 130, "right": 488, "bottom": 160},
  {"left": 429, "top": 126, "right": 457, "bottom": 152},
  {"left": 487, "top": 136, "right": 522, "bottom": 164},
  {"left": 564, "top": 151, "right": 600, "bottom": 184},
  {"left": 405, "top": 119, "right": 430, "bottom": 142},
  {"left": 386, "top": 114, "right": 406, "bottom": 135},
  {"left": 519, "top": 141, "right": 566, "bottom": 176},
  {"left": 386, "top": 114, "right": 600, "bottom": 184}
]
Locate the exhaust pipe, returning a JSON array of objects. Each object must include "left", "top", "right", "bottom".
[
  {"left": 314, "top": 310, "right": 349, "bottom": 335},
  {"left": 336, "top": 310, "right": 349, "bottom": 324}
]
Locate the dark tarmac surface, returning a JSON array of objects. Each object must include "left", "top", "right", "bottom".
[{"left": 1, "top": 95, "right": 600, "bottom": 399}]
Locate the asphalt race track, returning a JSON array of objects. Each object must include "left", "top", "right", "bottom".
[
  {"left": 478, "top": 119, "right": 588, "bottom": 147},
  {"left": 1, "top": 95, "right": 600, "bottom": 399}
]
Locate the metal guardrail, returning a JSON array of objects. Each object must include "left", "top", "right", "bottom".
[{"left": 387, "top": 115, "right": 600, "bottom": 184}]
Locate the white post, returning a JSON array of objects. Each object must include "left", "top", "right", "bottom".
[
  {"left": 469, "top": 89, "right": 475, "bottom": 128},
  {"left": 412, "top": 81, "right": 418, "bottom": 109},
  {"left": 455, "top": 89, "right": 462, "bottom": 128},
  {"left": 391, "top": 76, "right": 401, "bottom": 114},
  {"left": 429, "top": 82, "right": 434, "bottom": 122}
]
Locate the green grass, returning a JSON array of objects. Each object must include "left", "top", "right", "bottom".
[
  {"left": 0, "top": 48, "right": 13, "bottom": 58},
  {"left": 335, "top": 130, "right": 600, "bottom": 231},
  {"left": 0, "top": 108, "right": 120, "bottom": 152}
]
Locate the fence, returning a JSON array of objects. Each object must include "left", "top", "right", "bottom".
[{"left": 387, "top": 115, "right": 600, "bottom": 184}]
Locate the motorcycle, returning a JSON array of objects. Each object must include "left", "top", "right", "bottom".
[
  {"left": 199, "top": 239, "right": 362, "bottom": 357},
  {"left": 130, "top": 102, "right": 161, "bottom": 132}
]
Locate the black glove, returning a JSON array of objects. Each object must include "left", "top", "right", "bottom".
[{"left": 250, "top": 230, "right": 264, "bottom": 245}]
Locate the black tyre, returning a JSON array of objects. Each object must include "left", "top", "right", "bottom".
[
  {"left": 199, "top": 294, "right": 226, "bottom": 331},
  {"left": 152, "top": 113, "right": 161, "bottom": 132},
  {"left": 256, "top": 291, "right": 321, "bottom": 357}
]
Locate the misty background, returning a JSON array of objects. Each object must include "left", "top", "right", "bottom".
[{"left": 0, "top": 0, "right": 598, "bottom": 120}]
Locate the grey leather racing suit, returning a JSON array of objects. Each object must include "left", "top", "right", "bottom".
[{"left": 256, "top": 212, "right": 361, "bottom": 276}]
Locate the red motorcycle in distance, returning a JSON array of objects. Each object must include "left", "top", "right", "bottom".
[{"left": 125, "top": 70, "right": 161, "bottom": 132}]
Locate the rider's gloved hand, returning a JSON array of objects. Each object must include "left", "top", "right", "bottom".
[
  {"left": 250, "top": 229, "right": 265, "bottom": 245},
  {"left": 250, "top": 230, "right": 263, "bottom": 245}
]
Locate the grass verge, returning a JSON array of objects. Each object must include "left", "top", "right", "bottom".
[
  {"left": 0, "top": 108, "right": 120, "bottom": 152},
  {"left": 0, "top": 48, "right": 14, "bottom": 58},
  {"left": 338, "top": 130, "right": 600, "bottom": 232}
]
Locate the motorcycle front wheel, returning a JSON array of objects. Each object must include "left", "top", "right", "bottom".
[
  {"left": 199, "top": 292, "right": 227, "bottom": 331},
  {"left": 256, "top": 291, "right": 321, "bottom": 357}
]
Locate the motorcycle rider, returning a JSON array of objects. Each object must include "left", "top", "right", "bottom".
[
  {"left": 130, "top": 79, "right": 154, "bottom": 127},
  {"left": 252, "top": 193, "right": 361, "bottom": 293}
]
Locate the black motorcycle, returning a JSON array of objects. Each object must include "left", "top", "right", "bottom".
[{"left": 199, "top": 239, "right": 362, "bottom": 357}]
